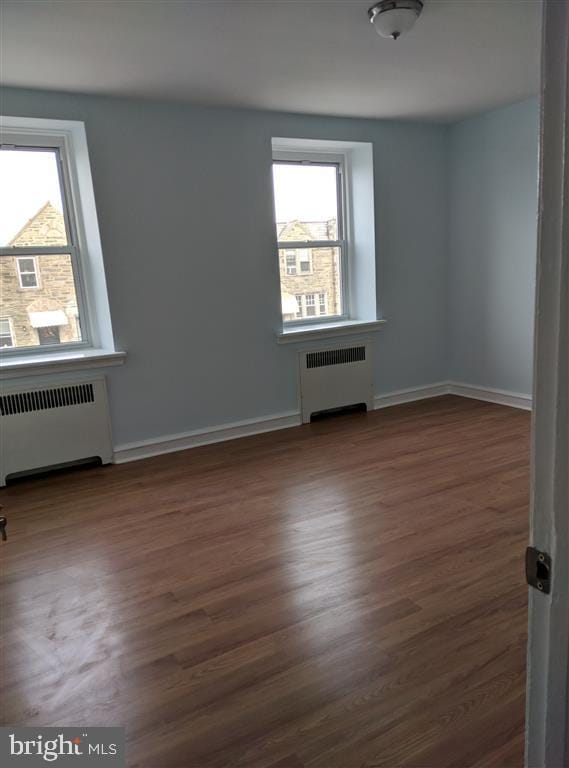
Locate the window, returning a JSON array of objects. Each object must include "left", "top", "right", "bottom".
[
  {"left": 305, "top": 293, "right": 316, "bottom": 317},
  {"left": 285, "top": 250, "right": 297, "bottom": 275},
  {"left": 293, "top": 293, "right": 329, "bottom": 319},
  {"left": 0, "top": 318, "right": 14, "bottom": 348},
  {"left": 273, "top": 154, "right": 346, "bottom": 325},
  {"left": 283, "top": 248, "right": 312, "bottom": 276},
  {"left": 0, "top": 143, "right": 85, "bottom": 351},
  {"left": 299, "top": 251, "right": 312, "bottom": 273},
  {"left": 37, "top": 326, "right": 61, "bottom": 346},
  {"left": 16, "top": 256, "right": 39, "bottom": 289},
  {"left": 0, "top": 116, "right": 119, "bottom": 366}
]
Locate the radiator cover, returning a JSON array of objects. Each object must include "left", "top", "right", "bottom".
[
  {"left": 0, "top": 377, "right": 113, "bottom": 485},
  {"left": 299, "top": 342, "right": 373, "bottom": 423}
]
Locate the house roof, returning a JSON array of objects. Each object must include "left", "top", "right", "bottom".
[
  {"left": 277, "top": 219, "right": 337, "bottom": 242},
  {"left": 9, "top": 201, "right": 66, "bottom": 247}
]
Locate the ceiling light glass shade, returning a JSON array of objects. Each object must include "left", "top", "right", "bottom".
[{"left": 368, "top": 0, "right": 423, "bottom": 40}]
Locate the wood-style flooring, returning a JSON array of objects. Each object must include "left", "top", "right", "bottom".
[{"left": 0, "top": 395, "right": 530, "bottom": 767}]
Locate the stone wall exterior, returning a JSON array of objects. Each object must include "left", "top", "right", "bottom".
[
  {"left": 277, "top": 220, "right": 342, "bottom": 322},
  {"left": 0, "top": 202, "right": 81, "bottom": 348}
]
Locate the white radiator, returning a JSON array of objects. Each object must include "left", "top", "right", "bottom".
[
  {"left": 0, "top": 377, "right": 113, "bottom": 485},
  {"left": 299, "top": 342, "right": 373, "bottom": 423}
]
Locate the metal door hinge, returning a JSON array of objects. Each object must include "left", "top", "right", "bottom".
[{"left": 526, "top": 547, "right": 551, "bottom": 594}]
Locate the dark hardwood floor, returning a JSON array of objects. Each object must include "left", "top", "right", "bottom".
[{"left": 0, "top": 395, "right": 530, "bottom": 767}]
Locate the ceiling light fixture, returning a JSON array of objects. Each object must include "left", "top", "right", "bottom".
[{"left": 368, "top": 0, "right": 424, "bottom": 41}]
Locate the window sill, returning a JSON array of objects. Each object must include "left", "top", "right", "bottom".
[
  {"left": 0, "top": 349, "right": 126, "bottom": 379},
  {"left": 276, "top": 319, "right": 386, "bottom": 345}
]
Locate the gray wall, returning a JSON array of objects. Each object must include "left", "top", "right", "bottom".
[
  {"left": 2, "top": 87, "right": 449, "bottom": 446},
  {"left": 448, "top": 98, "right": 539, "bottom": 395}
]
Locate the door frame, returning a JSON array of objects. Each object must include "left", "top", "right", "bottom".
[{"left": 525, "top": 1, "right": 569, "bottom": 766}]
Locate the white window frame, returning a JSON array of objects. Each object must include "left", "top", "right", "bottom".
[
  {"left": 273, "top": 149, "right": 349, "bottom": 327},
  {"left": 0, "top": 116, "right": 117, "bottom": 363},
  {"left": 16, "top": 255, "right": 40, "bottom": 290},
  {"left": 285, "top": 249, "right": 297, "bottom": 275},
  {"left": 0, "top": 317, "right": 14, "bottom": 348},
  {"left": 298, "top": 249, "right": 312, "bottom": 274},
  {"left": 0, "top": 135, "right": 89, "bottom": 354}
]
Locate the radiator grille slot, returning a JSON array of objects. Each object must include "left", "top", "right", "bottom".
[
  {"left": 1, "top": 383, "right": 95, "bottom": 416},
  {"left": 306, "top": 346, "right": 366, "bottom": 369}
]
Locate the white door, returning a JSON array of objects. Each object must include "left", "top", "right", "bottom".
[{"left": 525, "top": 1, "right": 569, "bottom": 766}]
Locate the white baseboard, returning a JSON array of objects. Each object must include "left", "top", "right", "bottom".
[
  {"left": 373, "top": 382, "right": 450, "bottom": 410},
  {"left": 113, "top": 410, "right": 302, "bottom": 464},
  {"left": 373, "top": 381, "right": 532, "bottom": 412},
  {"left": 447, "top": 382, "right": 532, "bottom": 411},
  {"left": 113, "top": 381, "right": 531, "bottom": 464}
]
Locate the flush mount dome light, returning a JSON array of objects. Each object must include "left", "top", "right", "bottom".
[{"left": 368, "top": 0, "right": 424, "bottom": 40}]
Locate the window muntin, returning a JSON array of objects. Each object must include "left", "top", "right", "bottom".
[
  {"left": 0, "top": 318, "right": 14, "bottom": 348},
  {"left": 273, "top": 156, "right": 347, "bottom": 325},
  {"left": 16, "top": 256, "right": 39, "bottom": 289},
  {"left": 0, "top": 144, "right": 86, "bottom": 351}
]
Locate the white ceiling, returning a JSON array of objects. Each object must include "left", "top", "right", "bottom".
[{"left": 0, "top": 0, "right": 542, "bottom": 122}]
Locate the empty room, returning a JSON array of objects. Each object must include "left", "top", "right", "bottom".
[{"left": 1, "top": 1, "right": 568, "bottom": 767}]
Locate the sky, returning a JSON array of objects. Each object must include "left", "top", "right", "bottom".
[
  {"left": 0, "top": 149, "right": 64, "bottom": 246},
  {"left": 272, "top": 163, "right": 338, "bottom": 225}
]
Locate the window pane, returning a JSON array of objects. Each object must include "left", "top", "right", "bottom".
[
  {"left": 279, "top": 247, "right": 342, "bottom": 322},
  {"left": 273, "top": 163, "right": 339, "bottom": 242},
  {"left": 17, "top": 258, "right": 36, "bottom": 272},
  {"left": 299, "top": 252, "right": 311, "bottom": 272},
  {"left": 0, "top": 253, "right": 83, "bottom": 348},
  {"left": 37, "top": 326, "right": 61, "bottom": 346},
  {"left": 20, "top": 272, "right": 38, "bottom": 288},
  {"left": 0, "top": 149, "right": 68, "bottom": 247},
  {"left": 0, "top": 318, "right": 13, "bottom": 347}
]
